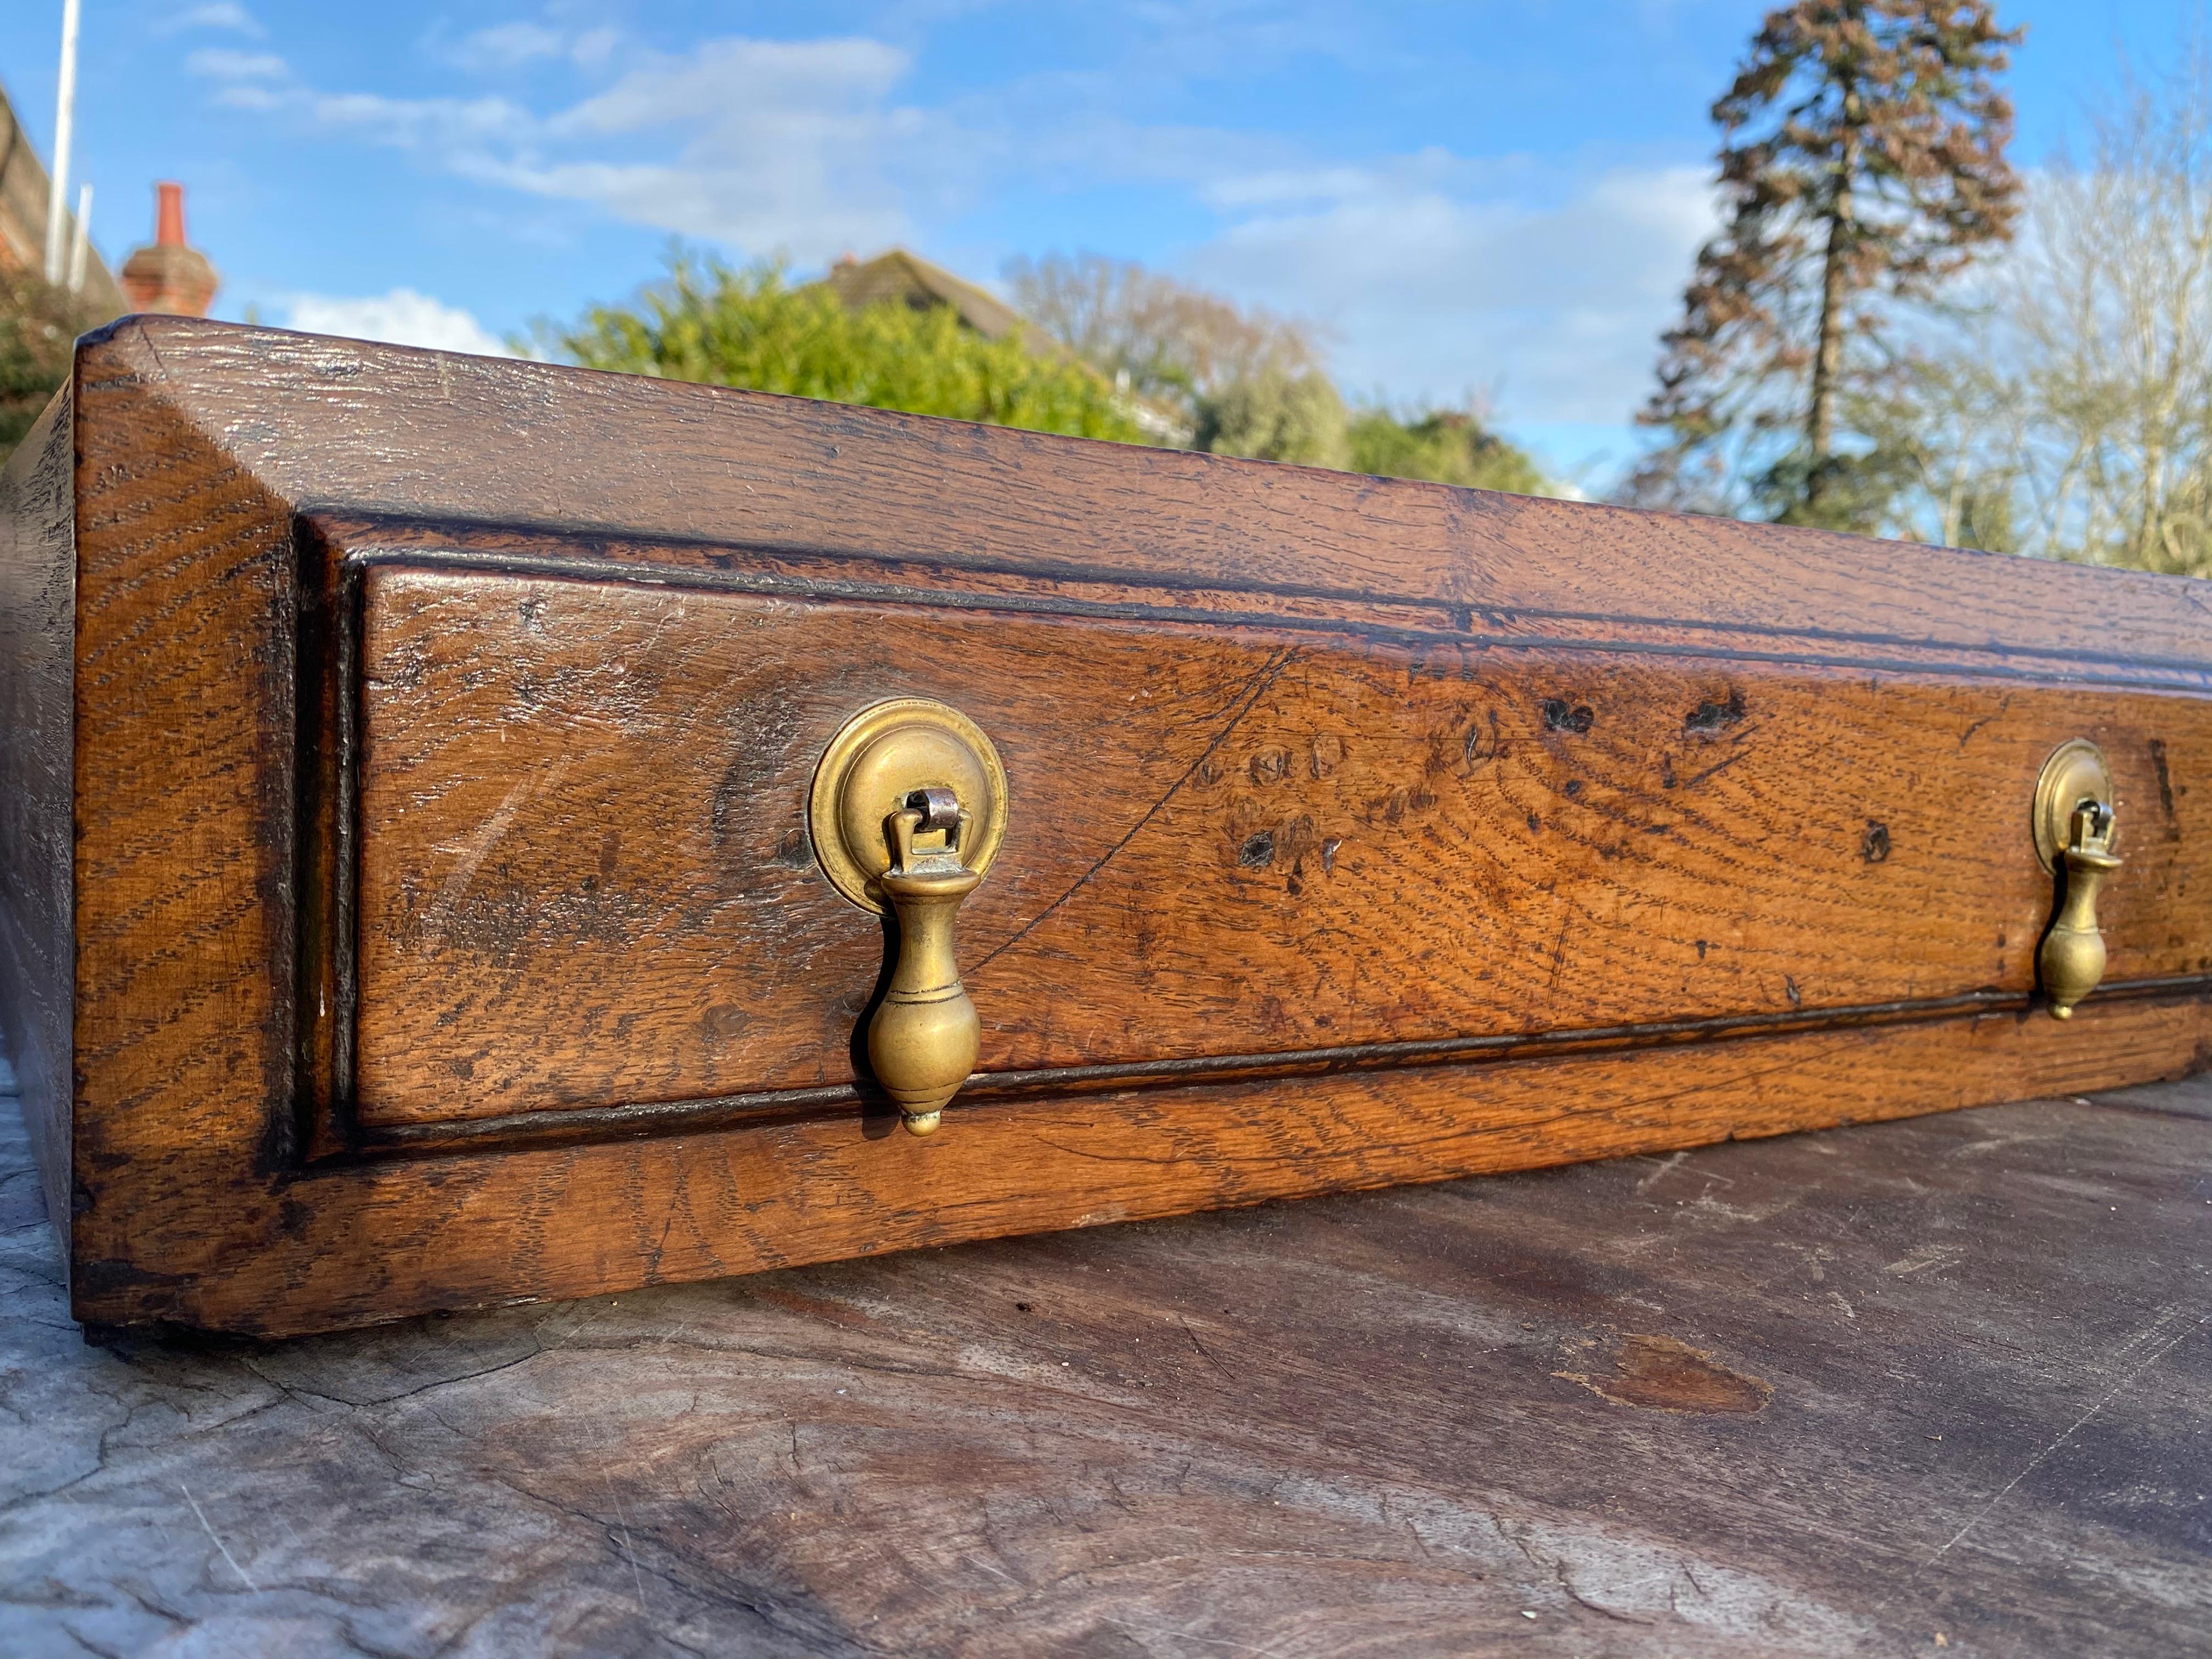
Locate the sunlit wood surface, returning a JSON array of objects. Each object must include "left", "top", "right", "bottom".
[{"left": 3, "top": 1049, "right": 2205, "bottom": 1657}]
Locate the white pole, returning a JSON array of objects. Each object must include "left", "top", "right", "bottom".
[
  {"left": 67, "top": 182, "right": 93, "bottom": 295},
  {"left": 44, "top": 0, "right": 82, "bottom": 285}
]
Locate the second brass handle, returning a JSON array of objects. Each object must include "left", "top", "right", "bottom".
[
  {"left": 2031, "top": 738, "right": 2122, "bottom": 1020},
  {"left": 2039, "top": 800, "right": 2120, "bottom": 1020}
]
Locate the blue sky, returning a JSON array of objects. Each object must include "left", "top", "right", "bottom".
[{"left": 0, "top": 1, "right": 2194, "bottom": 486}]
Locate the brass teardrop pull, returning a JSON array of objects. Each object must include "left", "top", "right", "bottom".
[
  {"left": 868, "top": 788, "right": 983, "bottom": 1135},
  {"left": 2032, "top": 739, "right": 2122, "bottom": 1020},
  {"left": 809, "top": 699, "right": 1008, "bottom": 1135}
]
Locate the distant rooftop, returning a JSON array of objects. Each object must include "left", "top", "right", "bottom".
[
  {"left": 817, "top": 247, "right": 1192, "bottom": 444},
  {"left": 820, "top": 249, "right": 1029, "bottom": 342}
]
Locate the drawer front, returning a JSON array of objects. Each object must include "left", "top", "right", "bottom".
[
  {"left": 40, "top": 319, "right": 2212, "bottom": 1336},
  {"left": 349, "top": 565, "right": 2209, "bottom": 1131}
]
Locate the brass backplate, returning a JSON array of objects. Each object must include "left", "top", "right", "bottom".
[
  {"left": 809, "top": 698, "right": 1008, "bottom": 914},
  {"left": 2032, "top": 738, "right": 2115, "bottom": 873}
]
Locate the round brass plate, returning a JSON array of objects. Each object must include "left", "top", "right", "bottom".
[
  {"left": 2032, "top": 737, "right": 2115, "bottom": 873},
  {"left": 809, "top": 698, "right": 1008, "bottom": 913}
]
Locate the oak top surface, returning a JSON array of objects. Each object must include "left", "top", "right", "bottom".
[
  {"left": 86, "top": 317, "right": 2212, "bottom": 682},
  {"left": 2, "top": 1043, "right": 2206, "bottom": 1657}
]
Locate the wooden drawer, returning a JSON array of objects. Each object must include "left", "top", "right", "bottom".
[{"left": 4, "top": 317, "right": 2208, "bottom": 1335}]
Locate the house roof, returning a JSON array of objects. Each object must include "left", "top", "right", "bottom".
[
  {"left": 820, "top": 249, "right": 1029, "bottom": 342},
  {"left": 816, "top": 247, "right": 1194, "bottom": 445}
]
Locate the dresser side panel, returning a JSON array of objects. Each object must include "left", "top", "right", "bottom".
[
  {"left": 0, "top": 388, "right": 76, "bottom": 1251},
  {"left": 65, "top": 326, "right": 305, "bottom": 1324}
]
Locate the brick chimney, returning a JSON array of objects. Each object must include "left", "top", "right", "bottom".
[{"left": 120, "top": 182, "right": 219, "bottom": 317}]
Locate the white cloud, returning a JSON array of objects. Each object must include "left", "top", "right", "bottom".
[
  {"left": 160, "top": 2, "right": 263, "bottom": 36},
  {"left": 185, "top": 48, "right": 287, "bottom": 80},
  {"left": 258, "top": 36, "right": 957, "bottom": 264},
  {"left": 204, "top": 24, "right": 1717, "bottom": 435},
  {"left": 284, "top": 290, "right": 513, "bottom": 357},
  {"left": 448, "top": 21, "right": 622, "bottom": 72},
  {"left": 199, "top": 27, "right": 1277, "bottom": 266},
  {"left": 568, "top": 27, "right": 620, "bottom": 69},
  {"left": 308, "top": 90, "right": 537, "bottom": 147},
  {"left": 1182, "top": 161, "right": 1719, "bottom": 425},
  {"left": 460, "top": 22, "right": 566, "bottom": 65},
  {"left": 552, "top": 37, "right": 909, "bottom": 135},
  {"left": 212, "top": 84, "right": 283, "bottom": 112},
  {"left": 523, "top": 38, "right": 943, "bottom": 257}
]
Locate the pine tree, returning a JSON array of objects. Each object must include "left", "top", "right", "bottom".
[{"left": 1633, "top": 1, "right": 2022, "bottom": 528}]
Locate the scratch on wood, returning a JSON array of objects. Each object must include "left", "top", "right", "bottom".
[
  {"left": 422, "top": 756, "right": 574, "bottom": 945},
  {"left": 179, "top": 1481, "right": 257, "bottom": 1592},
  {"left": 1882, "top": 1244, "right": 1967, "bottom": 1277},
  {"left": 1546, "top": 910, "right": 1572, "bottom": 990},
  {"left": 607, "top": 1470, "right": 650, "bottom": 1614},
  {"left": 1679, "top": 748, "right": 1751, "bottom": 791},
  {"left": 1180, "top": 1316, "right": 1238, "bottom": 1384},
  {"left": 1556, "top": 1560, "right": 1660, "bottom": 1626},
  {"left": 1918, "top": 1307, "right": 2211, "bottom": 1568},
  {"left": 1101, "top": 1616, "right": 1277, "bottom": 1654},
  {"left": 970, "top": 647, "right": 1299, "bottom": 972},
  {"left": 1956, "top": 694, "right": 2012, "bottom": 750}
]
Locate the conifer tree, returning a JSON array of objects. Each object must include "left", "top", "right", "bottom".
[{"left": 1633, "top": 1, "right": 2022, "bottom": 527}]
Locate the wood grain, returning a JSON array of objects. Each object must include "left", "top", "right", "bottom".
[
  {"left": 7, "top": 1064, "right": 2210, "bottom": 1656},
  {"left": 123, "top": 319, "right": 2212, "bottom": 680},
  {"left": 65, "top": 323, "right": 305, "bottom": 1320},
  {"left": 353, "top": 568, "right": 2212, "bottom": 1126},
  {"left": 78, "top": 991, "right": 2212, "bottom": 1336},
  {"left": 0, "top": 390, "right": 75, "bottom": 1246},
  {"left": 13, "top": 314, "right": 2212, "bottom": 1335}
]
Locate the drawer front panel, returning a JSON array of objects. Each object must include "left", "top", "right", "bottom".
[
  {"left": 348, "top": 567, "right": 2209, "bottom": 1128},
  {"left": 42, "top": 320, "right": 2212, "bottom": 1336}
]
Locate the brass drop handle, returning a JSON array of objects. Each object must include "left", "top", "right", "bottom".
[
  {"left": 809, "top": 698, "right": 1009, "bottom": 1136},
  {"left": 2032, "top": 739, "right": 2122, "bottom": 1020},
  {"left": 2039, "top": 802, "right": 2121, "bottom": 1020},
  {"left": 869, "top": 789, "right": 983, "bottom": 1135}
]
